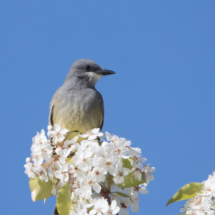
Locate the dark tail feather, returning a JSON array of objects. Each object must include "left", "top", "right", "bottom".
[{"left": 53, "top": 206, "right": 59, "bottom": 215}]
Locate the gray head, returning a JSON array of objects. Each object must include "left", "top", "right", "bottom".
[{"left": 64, "top": 59, "right": 115, "bottom": 88}]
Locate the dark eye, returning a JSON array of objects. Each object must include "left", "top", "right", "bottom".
[{"left": 85, "top": 65, "right": 91, "bottom": 71}]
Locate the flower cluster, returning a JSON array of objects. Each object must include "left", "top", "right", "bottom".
[
  {"left": 24, "top": 125, "right": 155, "bottom": 215},
  {"left": 182, "top": 172, "right": 215, "bottom": 215}
]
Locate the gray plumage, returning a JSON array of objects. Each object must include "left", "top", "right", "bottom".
[{"left": 49, "top": 59, "right": 115, "bottom": 215}]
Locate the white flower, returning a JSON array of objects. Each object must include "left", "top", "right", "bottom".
[
  {"left": 75, "top": 185, "right": 93, "bottom": 206},
  {"left": 47, "top": 124, "right": 68, "bottom": 143},
  {"left": 73, "top": 150, "right": 93, "bottom": 167},
  {"left": 80, "top": 128, "right": 103, "bottom": 140},
  {"left": 92, "top": 155, "right": 106, "bottom": 167},
  {"left": 83, "top": 177, "right": 101, "bottom": 193},
  {"left": 143, "top": 164, "right": 155, "bottom": 181},
  {"left": 113, "top": 162, "right": 130, "bottom": 184},
  {"left": 130, "top": 155, "right": 147, "bottom": 168},
  {"left": 111, "top": 137, "right": 130, "bottom": 159},
  {"left": 125, "top": 187, "right": 137, "bottom": 199},
  {"left": 25, "top": 126, "right": 154, "bottom": 214},
  {"left": 102, "top": 154, "right": 119, "bottom": 175},
  {"left": 92, "top": 183, "right": 101, "bottom": 193},
  {"left": 31, "top": 151, "right": 43, "bottom": 167},
  {"left": 80, "top": 139, "right": 103, "bottom": 157},
  {"left": 24, "top": 158, "right": 37, "bottom": 178},
  {"left": 128, "top": 147, "right": 141, "bottom": 157},
  {"left": 105, "top": 200, "right": 120, "bottom": 215},
  {"left": 55, "top": 147, "right": 64, "bottom": 156},
  {"left": 89, "top": 198, "right": 109, "bottom": 215},
  {"left": 40, "top": 141, "right": 53, "bottom": 161},
  {"left": 119, "top": 207, "right": 129, "bottom": 215},
  {"left": 133, "top": 168, "right": 142, "bottom": 181},
  {"left": 31, "top": 129, "right": 47, "bottom": 150},
  {"left": 124, "top": 195, "right": 139, "bottom": 213},
  {"left": 139, "top": 186, "right": 148, "bottom": 195},
  {"left": 70, "top": 207, "right": 89, "bottom": 215},
  {"left": 91, "top": 167, "right": 107, "bottom": 183},
  {"left": 54, "top": 163, "right": 69, "bottom": 182},
  {"left": 130, "top": 202, "right": 139, "bottom": 213},
  {"left": 31, "top": 130, "right": 50, "bottom": 166},
  {"left": 207, "top": 211, "right": 215, "bottom": 215},
  {"left": 37, "top": 167, "right": 48, "bottom": 182},
  {"left": 183, "top": 172, "right": 215, "bottom": 214},
  {"left": 105, "top": 132, "right": 112, "bottom": 141},
  {"left": 145, "top": 172, "right": 154, "bottom": 181},
  {"left": 63, "top": 136, "right": 79, "bottom": 156},
  {"left": 69, "top": 162, "right": 87, "bottom": 183}
]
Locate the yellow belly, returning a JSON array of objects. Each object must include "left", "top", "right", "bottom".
[{"left": 52, "top": 97, "right": 103, "bottom": 134}]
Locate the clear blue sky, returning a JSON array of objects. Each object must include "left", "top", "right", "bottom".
[{"left": 1, "top": 1, "right": 215, "bottom": 214}]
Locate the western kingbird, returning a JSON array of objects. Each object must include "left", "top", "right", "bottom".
[{"left": 49, "top": 59, "right": 115, "bottom": 215}]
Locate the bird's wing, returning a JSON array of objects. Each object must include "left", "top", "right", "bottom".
[
  {"left": 49, "top": 89, "right": 59, "bottom": 126},
  {"left": 97, "top": 91, "right": 104, "bottom": 131}
]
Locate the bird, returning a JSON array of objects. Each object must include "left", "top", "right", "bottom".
[{"left": 49, "top": 59, "right": 115, "bottom": 215}]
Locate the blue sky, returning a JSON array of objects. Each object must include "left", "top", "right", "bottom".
[{"left": 1, "top": 1, "right": 215, "bottom": 214}]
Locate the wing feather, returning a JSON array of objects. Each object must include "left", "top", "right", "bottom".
[
  {"left": 48, "top": 89, "right": 59, "bottom": 126},
  {"left": 97, "top": 91, "right": 104, "bottom": 131}
]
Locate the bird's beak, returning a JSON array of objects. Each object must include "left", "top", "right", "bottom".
[{"left": 95, "top": 68, "right": 115, "bottom": 76}]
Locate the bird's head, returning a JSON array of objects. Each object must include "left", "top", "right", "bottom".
[{"left": 64, "top": 59, "right": 115, "bottom": 88}]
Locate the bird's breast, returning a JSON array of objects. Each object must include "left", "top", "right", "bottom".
[{"left": 52, "top": 89, "right": 103, "bottom": 133}]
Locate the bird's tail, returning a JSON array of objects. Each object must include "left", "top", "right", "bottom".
[{"left": 53, "top": 206, "right": 59, "bottom": 215}]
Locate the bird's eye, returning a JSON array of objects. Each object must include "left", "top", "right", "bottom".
[{"left": 85, "top": 65, "right": 91, "bottom": 71}]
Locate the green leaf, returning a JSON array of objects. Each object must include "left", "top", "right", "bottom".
[
  {"left": 29, "top": 176, "right": 53, "bottom": 202},
  {"left": 117, "top": 171, "right": 146, "bottom": 188},
  {"left": 166, "top": 182, "right": 204, "bottom": 206},
  {"left": 114, "top": 192, "right": 130, "bottom": 198},
  {"left": 121, "top": 158, "right": 133, "bottom": 170},
  {"left": 56, "top": 182, "right": 71, "bottom": 215}
]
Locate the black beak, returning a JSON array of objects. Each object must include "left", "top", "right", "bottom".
[{"left": 95, "top": 68, "right": 115, "bottom": 76}]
